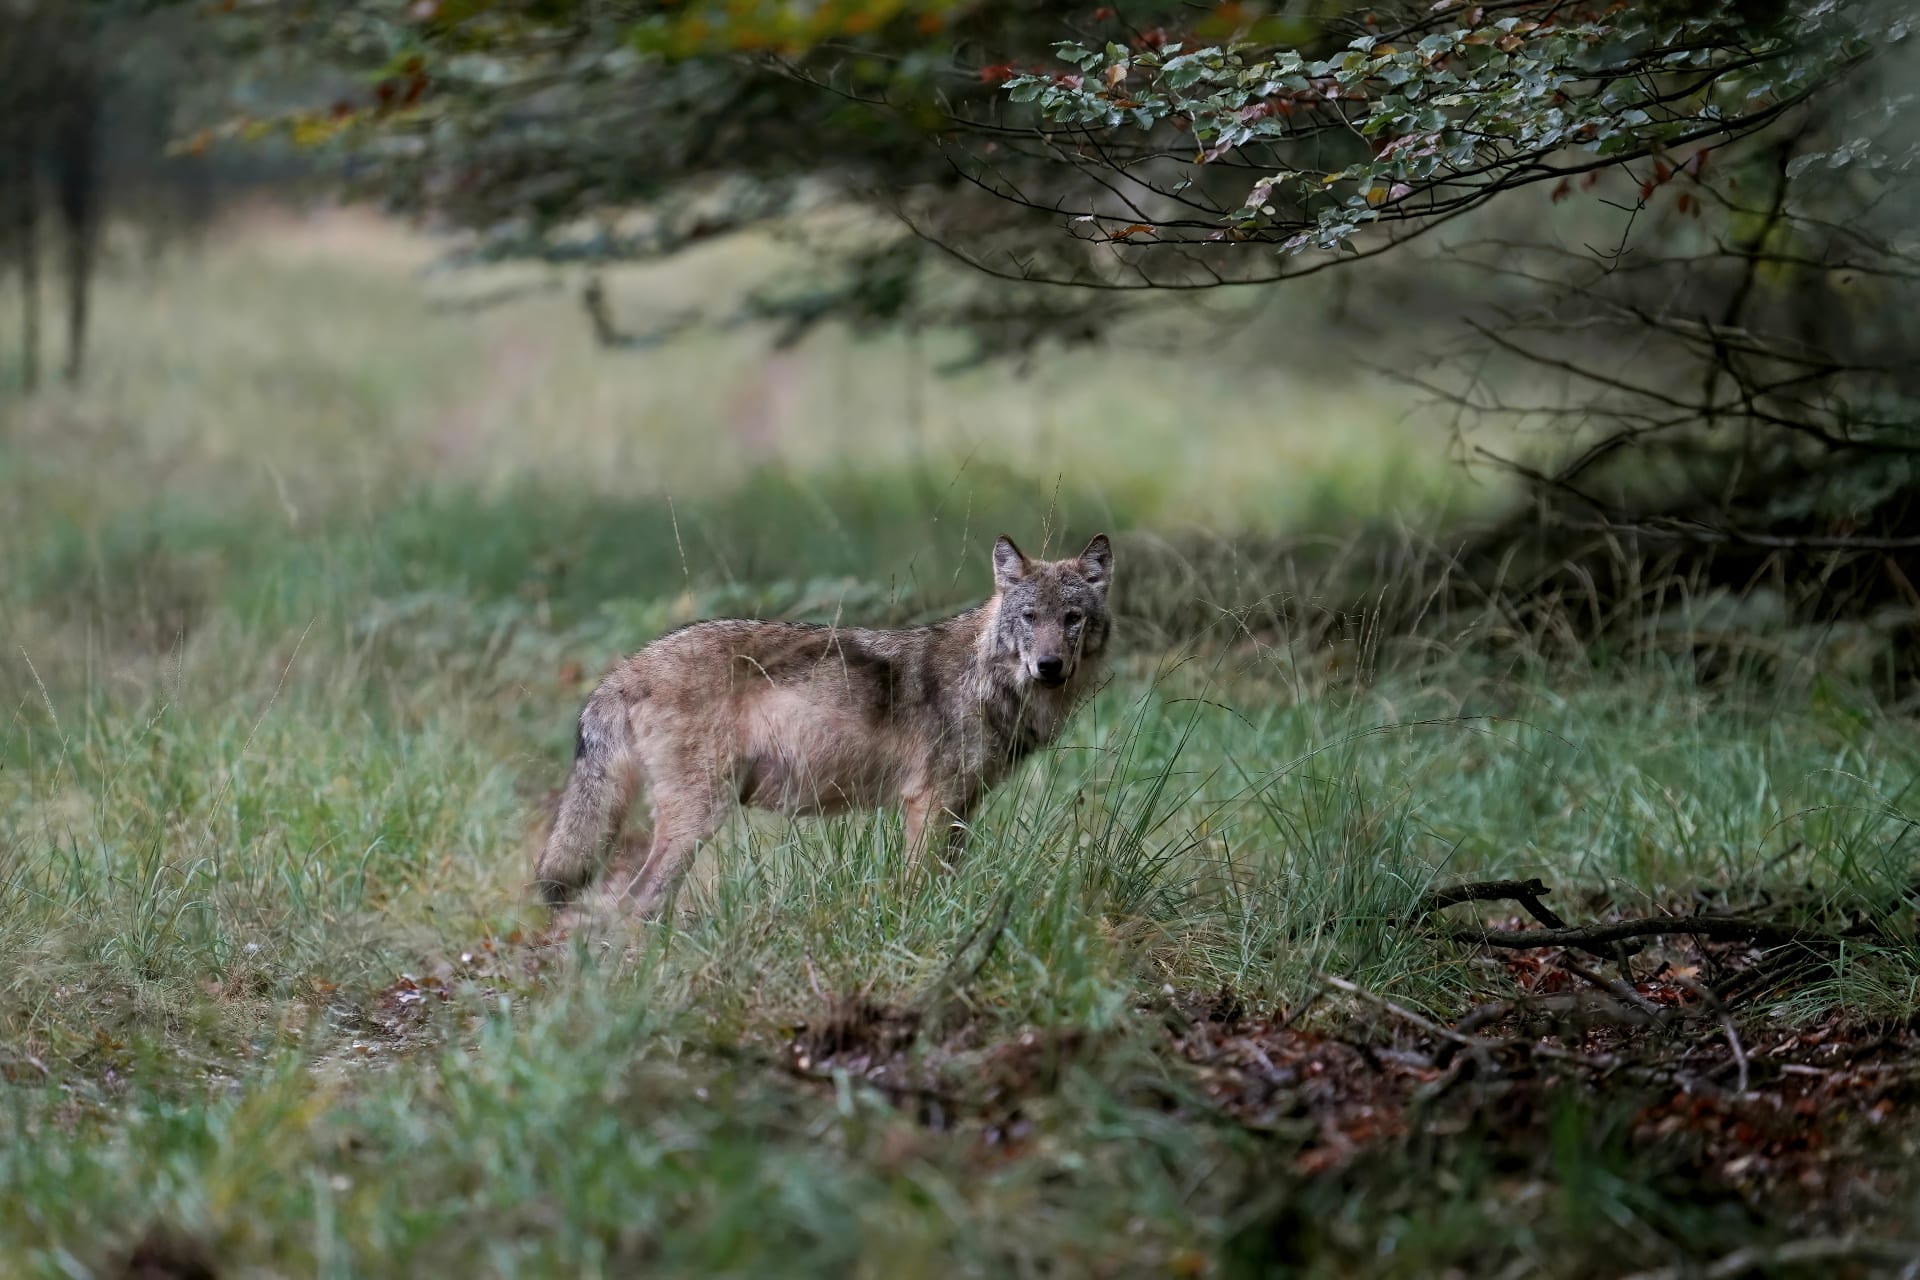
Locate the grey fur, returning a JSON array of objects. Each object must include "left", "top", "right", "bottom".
[{"left": 533, "top": 533, "right": 1114, "bottom": 918}]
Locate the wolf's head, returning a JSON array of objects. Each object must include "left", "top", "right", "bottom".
[{"left": 987, "top": 533, "right": 1114, "bottom": 689}]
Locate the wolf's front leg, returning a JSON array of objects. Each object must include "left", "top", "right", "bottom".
[{"left": 902, "top": 789, "right": 973, "bottom": 876}]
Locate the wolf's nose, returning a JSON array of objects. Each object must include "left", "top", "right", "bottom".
[{"left": 1036, "top": 656, "right": 1065, "bottom": 681}]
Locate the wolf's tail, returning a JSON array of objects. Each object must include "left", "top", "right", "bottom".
[{"left": 534, "top": 686, "right": 635, "bottom": 906}]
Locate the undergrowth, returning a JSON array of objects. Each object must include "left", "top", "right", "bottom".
[{"left": 0, "top": 211, "right": 1915, "bottom": 1277}]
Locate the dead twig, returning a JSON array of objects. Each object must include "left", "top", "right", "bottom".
[
  {"left": 1623, "top": 1235, "right": 1920, "bottom": 1280},
  {"left": 1715, "top": 946, "right": 1835, "bottom": 1008},
  {"left": 1418, "top": 877, "right": 1564, "bottom": 922},
  {"left": 1432, "top": 999, "right": 1512, "bottom": 1070},
  {"left": 1318, "top": 974, "right": 1478, "bottom": 1047},
  {"left": 1672, "top": 972, "right": 1749, "bottom": 1096},
  {"left": 1452, "top": 1000, "right": 1515, "bottom": 1038},
  {"left": 1416, "top": 878, "right": 1869, "bottom": 955},
  {"left": 1317, "top": 974, "right": 1706, "bottom": 1090},
  {"left": 1410, "top": 1053, "right": 1472, "bottom": 1106},
  {"left": 1415, "top": 878, "right": 1642, "bottom": 958},
  {"left": 1558, "top": 955, "right": 1667, "bottom": 1022},
  {"left": 1439, "top": 912, "right": 1822, "bottom": 951}
]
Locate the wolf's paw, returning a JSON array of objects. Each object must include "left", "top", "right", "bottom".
[{"left": 548, "top": 888, "right": 637, "bottom": 940}]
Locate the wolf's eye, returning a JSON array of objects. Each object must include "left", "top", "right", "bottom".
[
  {"left": 1064, "top": 611, "right": 1082, "bottom": 626},
  {"left": 1021, "top": 609, "right": 1037, "bottom": 622}
]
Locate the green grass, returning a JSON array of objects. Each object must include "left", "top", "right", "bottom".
[{"left": 1, "top": 211, "right": 1916, "bottom": 1277}]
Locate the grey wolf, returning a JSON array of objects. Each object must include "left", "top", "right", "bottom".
[{"left": 534, "top": 533, "right": 1114, "bottom": 918}]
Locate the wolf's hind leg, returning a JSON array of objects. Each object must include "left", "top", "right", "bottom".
[
  {"left": 623, "top": 786, "right": 727, "bottom": 920},
  {"left": 534, "top": 692, "right": 639, "bottom": 906},
  {"left": 600, "top": 824, "right": 656, "bottom": 900}
]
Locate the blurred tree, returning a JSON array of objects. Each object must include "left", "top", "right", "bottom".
[
  {"left": 1, "top": 0, "right": 279, "bottom": 393},
  {"left": 1, "top": 2, "right": 102, "bottom": 389},
  {"left": 183, "top": 0, "right": 1228, "bottom": 364}
]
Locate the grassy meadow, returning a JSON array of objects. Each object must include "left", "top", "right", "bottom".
[{"left": 2, "top": 207, "right": 1917, "bottom": 1278}]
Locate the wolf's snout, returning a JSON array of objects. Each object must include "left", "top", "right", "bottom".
[{"left": 1035, "top": 656, "right": 1066, "bottom": 684}]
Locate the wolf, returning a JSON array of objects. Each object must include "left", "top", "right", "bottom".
[{"left": 533, "top": 533, "right": 1114, "bottom": 918}]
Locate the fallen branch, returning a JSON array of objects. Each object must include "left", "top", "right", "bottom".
[
  {"left": 1318, "top": 973, "right": 1484, "bottom": 1050},
  {"left": 1415, "top": 877, "right": 1638, "bottom": 958},
  {"left": 1715, "top": 948, "right": 1836, "bottom": 1008},
  {"left": 1322, "top": 973, "right": 1674, "bottom": 1083},
  {"left": 1318, "top": 972, "right": 1498, "bottom": 1076},
  {"left": 1557, "top": 955, "right": 1666, "bottom": 1021},
  {"left": 1438, "top": 914, "right": 1819, "bottom": 951},
  {"left": 1671, "top": 972, "right": 1750, "bottom": 1096},
  {"left": 1417, "top": 879, "right": 1836, "bottom": 952},
  {"left": 1418, "top": 878, "right": 1566, "bottom": 924},
  {"left": 1623, "top": 1235, "right": 1920, "bottom": 1280}
]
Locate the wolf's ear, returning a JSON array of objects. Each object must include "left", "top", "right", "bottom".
[
  {"left": 992, "top": 535, "right": 1030, "bottom": 591},
  {"left": 1078, "top": 533, "right": 1113, "bottom": 593}
]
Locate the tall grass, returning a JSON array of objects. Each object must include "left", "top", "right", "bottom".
[{"left": 0, "top": 208, "right": 1914, "bottom": 1276}]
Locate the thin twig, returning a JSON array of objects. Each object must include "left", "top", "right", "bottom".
[
  {"left": 1672, "top": 973, "right": 1749, "bottom": 1095},
  {"left": 1419, "top": 877, "right": 1563, "bottom": 924},
  {"left": 1317, "top": 972, "right": 1501, "bottom": 1077},
  {"left": 1417, "top": 877, "right": 1645, "bottom": 957},
  {"left": 1438, "top": 914, "right": 1823, "bottom": 951},
  {"left": 1317, "top": 974, "right": 1487, "bottom": 1050},
  {"left": 1623, "top": 1236, "right": 1920, "bottom": 1280},
  {"left": 1558, "top": 955, "right": 1666, "bottom": 1021}
]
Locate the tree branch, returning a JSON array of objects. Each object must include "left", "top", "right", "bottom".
[{"left": 1414, "top": 878, "right": 1839, "bottom": 953}]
